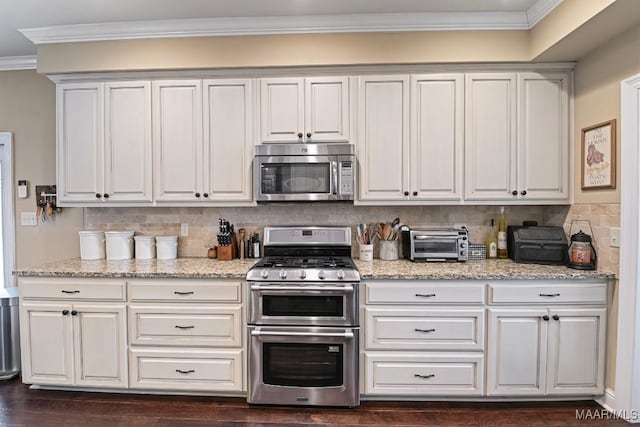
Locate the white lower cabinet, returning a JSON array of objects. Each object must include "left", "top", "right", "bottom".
[
  {"left": 19, "top": 286, "right": 128, "bottom": 388},
  {"left": 362, "top": 281, "right": 486, "bottom": 397},
  {"left": 486, "top": 281, "right": 607, "bottom": 397},
  {"left": 127, "top": 279, "right": 245, "bottom": 393}
]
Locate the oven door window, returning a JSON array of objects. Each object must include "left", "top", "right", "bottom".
[
  {"left": 413, "top": 239, "right": 457, "bottom": 254},
  {"left": 261, "top": 163, "right": 330, "bottom": 195},
  {"left": 263, "top": 295, "right": 343, "bottom": 317},
  {"left": 263, "top": 343, "right": 343, "bottom": 387}
]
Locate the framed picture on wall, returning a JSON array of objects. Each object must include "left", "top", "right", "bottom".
[{"left": 581, "top": 119, "right": 616, "bottom": 190}]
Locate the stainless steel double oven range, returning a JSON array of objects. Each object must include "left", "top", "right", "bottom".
[{"left": 246, "top": 226, "right": 360, "bottom": 407}]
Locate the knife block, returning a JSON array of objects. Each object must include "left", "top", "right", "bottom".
[{"left": 217, "top": 245, "right": 233, "bottom": 261}]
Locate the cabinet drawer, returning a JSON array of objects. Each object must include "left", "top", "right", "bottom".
[
  {"left": 366, "top": 281, "right": 485, "bottom": 305},
  {"left": 20, "top": 278, "right": 126, "bottom": 301},
  {"left": 128, "top": 280, "right": 242, "bottom": 303},
  {"left": 364, "top": 352, "right": 484, "bottom": 396},
  {"left": 488, "top": 282, "right": 607, "bottom": 304},
  {"left": 129, "top": 304, "right": 242, "bottom": 347},
  {"left": 129, "top": 348, "right": 244, "bottom": 392},
  {"left": 365, "top": 307, "right": 484, "bottom": 351}
]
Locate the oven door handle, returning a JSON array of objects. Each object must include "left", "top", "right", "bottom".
[
  {"left": 250, "top": 284, "right": 354, "bottom": 293},
  {"left": 414, "top": 235, "right": 458, "bottom": 240},
  {"left": 251, "top": 330, "right": 355, "bottom": 339}
]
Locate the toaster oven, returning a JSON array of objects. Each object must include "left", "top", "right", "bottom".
[{"left": 402, "top": 227, "right": 469, "bottom": 262}]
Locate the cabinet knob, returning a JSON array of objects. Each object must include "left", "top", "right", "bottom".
[
  {"left": 203, "top": 193, "right": 209, "bottom": 198},
  {"left": 306, "top": 132, "right": 312, "bottom": 138},
  {"left": 404, "top": 191, "right": 409, "bottom": 196},
  {"left": 521, "top": 190, "right": 527, "bottom": 196},
  {"left": 103, "top": 193, "right": 109, "bottom": 199},
  {"left": 195, "top": 192, "right": 201, "bottom": 198},
  {"left": 552, "top": 314, "right": 560, "bottom": 321},
  {"left": 542, "top": 315, "right": 550, "bottom": 321},
  {"left": 412, "top": 191, "right": 418, "bottom": 196},
  {"left": 95, "top": 193, "right": 102, "bottom": 199},
  {"left": 71, "top": 310, "right": 78, "bottom": 316},
  {"left": 512, "top": 190, "right": 518, "bottom": 196},
  {"left": 62, "top": 310, "right": 69, "bottom": 316},
  {"left": 297, "top": 132, "right": 303, "bottom": 139}
]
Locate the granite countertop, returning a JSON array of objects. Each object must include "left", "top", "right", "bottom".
[
  {"left": 15, "top": 257, "right": 615, "bottom": 281},
  {"left": 354, "top": 259, "right": 616, "bottom": 280}
]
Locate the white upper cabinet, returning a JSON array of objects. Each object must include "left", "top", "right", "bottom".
[
  {"left": 410, "top": 74, "right": 464, "bottom": 201},
  {"left": 153, "top": 80, "right": 204, "bottom": 202},
  {"left": 357, "top": 75, "right": 409, "bottom": 201},
  {"left": 464, "top": 73, "right": 517, "bottom": 201},
  {"left": 517, "top": 72, "right": 570, "bottom": 201},
  {"left": 260, "top": 76, "right": 350, "bottom": 143},
  {"left": 465, "top": 72, "right": 571, "bottom": 203},
  {"left": 358, "top": 74, "right": 463, "bottom": 203},
  {"left": 57, "top": 82, "right": 152, "bottom": 205},
  {"left": 57, "top": 83, "right": 104, "bottom": 204},
  {"left": 203, "top": 79, "right": 254, "bottom": 202},
  {"left": 104, "top": 81, "right": 152, "bottom": 202}
]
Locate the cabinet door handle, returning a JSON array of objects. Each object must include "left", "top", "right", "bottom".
[
  {"left": 542, "top": 315, "right": 550, "bottom": 321},
  {"left": 203, "top": 193, "right": 209, "bottom": 198},
  {"left": 512, "top": 190, "right": 518, "bottom": 196},
  {"left": 174, "top": 291, "right": 195, "bottom": 295},
  {"left": 103, "top": 193, "right": 109, "bottom": 199},
  {"left": 414, "top": 374, "right": 435, "bottom": 379},
  {"left": 404, "top": 191, "right": 409, "bottom": 196},
  {"left": 95, "top": 193, "right": 102, "bottom": 199},
  {"left": 175, "top": 325, "right": 195, "bottom": 329},
  {"left": 412, "top": 191, "right": 418, "bottom": 196},
  {"left": 297, "top": 132, "right": 303, "bottom": 140},
  {"left": 306, "top": 132, "right": 312, "bottom": 139},
  {"left": 539, "top": 293, "right": 560, "bottom": 297},
  {"left": 61, "top": 290, "right": 80, "bottom": 294},
  {"left": 176, "top": 369, "right": 195, "bottom": 374},
  {"left": 71, "top": 310, "right": 78, "bottom": 316},
  {"left": 521, "top": 190, "right": 527, "bottom": 196},
  {"left": 415, "top": 293, "right": 436, "bottom": 298},
  {"left": 195, "top": 192, "right": 201, "bottom": 198},
  {"left": 414, "top": 328, "right": 436, "bottom": 333},
  {"left": 62, "top": 310, "right": 69, "bottom": 316},
  {"left": 552, "top": 315, "right": 560, "bottom": 321}
]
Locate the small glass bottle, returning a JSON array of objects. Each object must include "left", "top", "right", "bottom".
[
  {"left": 485, "top": 219, "right": 498, "bottom": 259},
  {"left": 497, "top": 207, "right": 508, "bottom": 259}
]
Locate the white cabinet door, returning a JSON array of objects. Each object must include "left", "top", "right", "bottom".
[
  {"left": 518, "top": 72, "right": 570, "bottom": 201},
  {"left": 260, "top": 78, "right": 304, "bottom": 143},
  {"left": 57, "top": 83, "right": 104, "bottom": 203},
  {"left": 411, "top": 74, "right": 463, "bottom": 201},
  {"left": 465, "top": 73, "right": 517, "bottom": 201},
  {"left": 203, "top": 79, "right": 254, "bottom": 202},
  {"left": 153, "top": 80, "right": 203, "bottom": 202},
  {"left": 358, "top": 75, "right": 409, "bottom": 201},
  {"left": 304, "top": 77, "right": 350, "bottom": 142},
  {"left": 73, "top": 304, "right": 128, "bottom": 388},
  {"left": 487, "top": 308, "right": 548, "bottom": 396},
  {"left": 20, "top": 302, "right": 74, "bottom": 385},
  {"left": 104, "top": 81, "right": 152, "bottom": 202},
  {"left": 546, "top": 308, "right": 606, "bottom": 395}
]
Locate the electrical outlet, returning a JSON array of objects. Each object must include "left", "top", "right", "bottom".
[
  {"left": 21, "top": 212, "right": 37, "bottom": 226},
  {"left": 610, "top": 227, "right": 621, "bottom": 248},
  {"left": 180, "top": 223, "right": 189, "bottom": 237}
]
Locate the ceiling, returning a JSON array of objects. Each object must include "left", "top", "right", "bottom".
[{"left": 0, "top": 0, "right": 557, "bottom": 58}]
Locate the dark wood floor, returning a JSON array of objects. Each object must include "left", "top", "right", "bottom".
[{"left": 0, "top": 377, "right": 627, "bottom": 426}]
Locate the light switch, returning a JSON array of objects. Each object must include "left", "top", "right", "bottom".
[
  {"left": 21, "top": 212, "right": 37, "bottom": 226},
  {"left": 610, "top": 227, "right": 620, "bottom": 248},
  {"left": 180, "top": 223, "right": 189, "bottom": 237}
]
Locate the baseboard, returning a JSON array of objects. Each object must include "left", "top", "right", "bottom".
[{"left": 596, "top": 388, "right": 616, "bottom": 413}]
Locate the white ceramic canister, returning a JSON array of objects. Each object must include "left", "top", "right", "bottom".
[
  {"left": 78, "top": 231, "right": 106, "bottom": 260},
  {"left": 156, "top": 236, "right": 178, "bottom": 260},
  {"left": 134, "top": 235, "right": 156, "bottom": 259},
  {"left": 105, "top": 231, "right": 135, "bottom": 260}
]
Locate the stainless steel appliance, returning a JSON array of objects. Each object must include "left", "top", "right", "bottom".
[
  {"left": 246, "top": 226, "right": 360, "bottom": 407},
  {"left": 402, "top": 226, "right": 469, "bottom": 262},
  {"left": 507, "top": 222, "right": 569, "bottom": 266},
  {"left": 254, "top": 143, "right": 355, "bottom": 202},
  {"left": 0, "top": 287, "right": 20, "bottom": 380}
]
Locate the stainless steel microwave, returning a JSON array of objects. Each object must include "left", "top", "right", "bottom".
[{"left": 254, "top": 143, "right": 355, "bottom": 202}]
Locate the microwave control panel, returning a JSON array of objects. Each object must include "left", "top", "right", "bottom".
[{"left": 340, "top": 161, "right": 354, "bottom": 195}]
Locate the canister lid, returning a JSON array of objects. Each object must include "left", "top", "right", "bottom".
[
  {"left": 156, "top": 236, "right": 178, "bottom": 241},
  {"left": 570, "top": 230, "right": 592, "bottom": 243},
  {"left": 134, "top": 235, "right": 155, "bottom": 241},
  {"left": 0, "top": 287, "right": 18, "bottom": 306}
]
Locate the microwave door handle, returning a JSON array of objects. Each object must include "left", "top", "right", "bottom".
[{"left": 331, "top": 161, "right": 338, "bottom": 195}]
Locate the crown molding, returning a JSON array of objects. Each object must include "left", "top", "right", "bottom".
[
  {"left": 526, "top": 0, "right": 564, "bottom": 27},
  {"left": 19, "top": 11, "right": 535, "bottom": 45},
  {"left": 0, "top": 55, "right": 37, "bottom": 71}
]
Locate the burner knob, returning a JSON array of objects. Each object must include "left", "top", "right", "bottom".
[
  {"left": 260, "top": 269, "right": 269, "bottom": 279},
  {"left": 337, "top": 270, "right": 345, "bottom": 280},
  {"left": 318, "top": 271, "right": 326, "bottom": 280},
  {"left": 279, "top": 269, "right": 288, "bottom": 279},
  {"left": 299, "top": 270, "right": 307, "bottom": 279}
]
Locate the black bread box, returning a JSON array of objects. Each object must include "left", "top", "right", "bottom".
[{"left": 507, "top": 223, "right": 569, "bottom": 265}]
